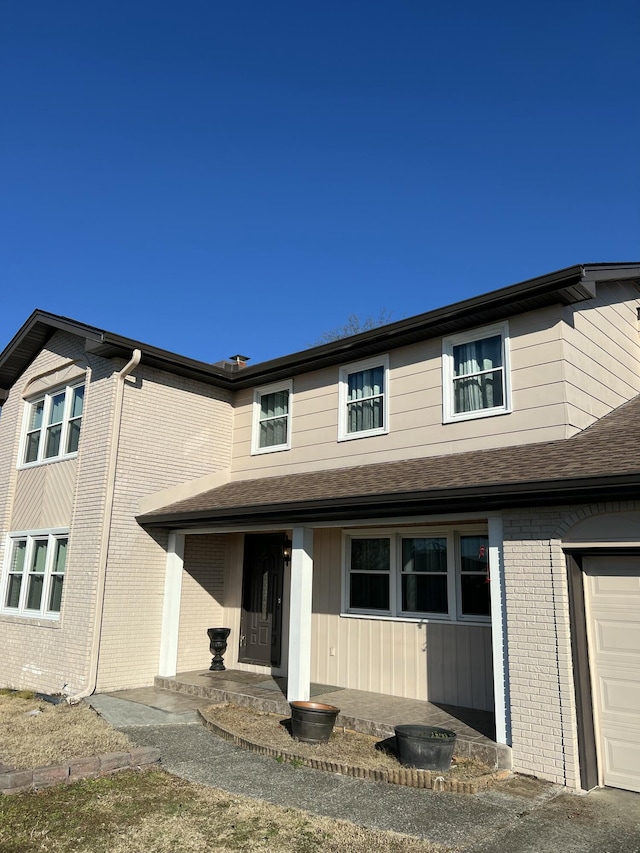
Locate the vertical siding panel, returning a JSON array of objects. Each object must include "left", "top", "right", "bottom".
[{"left": 455, "top": 625, "right": 472, "bottom": 708}]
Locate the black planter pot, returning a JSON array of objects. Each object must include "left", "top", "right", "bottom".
[
  {"left": 207, "top": 627, "right": 231, "bottom": 671},
  {"left": 394, "top": 724, "right": 457, "bottom": 771},
  {"left": 289, "top": 701, "right": 340, "bottom": 744}
]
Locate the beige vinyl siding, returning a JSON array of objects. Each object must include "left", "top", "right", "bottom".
[
  {"left": 11, "top": 460, "right": 78, "bottom": 531},
  {"left": 231, "top": 306, "right": 579, "bottom": 479},
  {"left": 176, "top": 534, "right": 226, "bottom": 673},
  {"left": 561, "top": 282, "right": 640, "bottom": 430},
  {"left": 309, "top": 528, "right": 494, "bottom": 710},
  {"left": 95, "top": 364, "right": 233, "bottom": 691}
]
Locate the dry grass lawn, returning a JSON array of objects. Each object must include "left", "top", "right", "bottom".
[
  {"left": 0, "top": 690, "right": 132, "bottom": 769},
  {"left": 202, "top": 703, "right": 492, "bottom": 780},
  {"left": 0, "top": 769, "right": 446, "bottom": 853},
  {"left": 0, "top": 692, "right": 461, "bottom": 851}
]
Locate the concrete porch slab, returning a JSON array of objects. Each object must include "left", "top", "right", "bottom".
[{"left": 155, "top": 669, "right": 511, "bottom": 770}]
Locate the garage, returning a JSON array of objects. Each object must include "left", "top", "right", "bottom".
[{"left": 584, "top": 555, "right": 640, "bottom": 793}]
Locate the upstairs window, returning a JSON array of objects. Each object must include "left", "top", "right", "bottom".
[
  {"left": 251, "top": 380, "right": 292, "bottom": 454},
  {"left": 442, "top": 323, "right": 510, "bottom": 422},
  {"left": 338, "top": 355, "right": 389, "bottom": 441},
  {"left": 1, "top": 531, "right": 68, "bottom": 619},
  {"left": 22, "top": 384, "right": 85, "bottom": 465}
]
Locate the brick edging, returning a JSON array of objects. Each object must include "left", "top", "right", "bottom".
[
  {"left": 198, "top": 709, "right": 510, "bottom": 795},
  {"left": 0, "top": 746, "right": 161, "bottom": 795}
]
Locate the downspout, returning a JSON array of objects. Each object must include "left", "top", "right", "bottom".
[{"left": 69, "top": 349, "right": 141, "bottom": 702}]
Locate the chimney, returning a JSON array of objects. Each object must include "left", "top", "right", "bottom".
[
  {"left": 229, "top": 354, "right": 250, "bottom": 370},
  {"left": 212, "top": 354, "right": 251, "bottom": 373}
]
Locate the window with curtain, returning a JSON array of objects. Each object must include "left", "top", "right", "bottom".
[
  {"left": 339, "top": 355, "right": 389, "bottom": 440},
  {"left": 252, "top": 381, "right": 292, "bottom": 453},
  {"left": 1, "top": 532, "right": 69, "bottom": 618},
  {"left": 442, "top": 324, "right": 510, "bottom": 422},
  {"left": 22, "top": 384, "right": 85, "bottom": 465}
]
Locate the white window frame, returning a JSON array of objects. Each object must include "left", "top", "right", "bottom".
[
  {"left": 19, "top": 383, "right": 85, "bottom": 468},
  {"left": 0, "top": 529, "right": 69, "bottom": 620},
  {"left": 341, "top": 527, "right": 490, "bottom": 624},
  {"left": 442, "top": 322, "right": 511, "bottom": 423},
  {"left": 338, "top": 354, "right": 389, "bottom": 442},
  {"left": 251, "top": 379, "right": 293, "bottom": 455}
]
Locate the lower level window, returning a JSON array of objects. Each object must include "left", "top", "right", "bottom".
[
  {"left": 344, "top": 529, "right": 490, "bottom": 621},
  {"left": 2, "top": 532, "right": 68, "bottom": 618}
]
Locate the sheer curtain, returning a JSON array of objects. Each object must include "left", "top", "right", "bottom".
[
  {"left": 453, "top": 335, "right": 503, "bottom": 414},
  {"left": 347, "top": 366, "right": 384, "bottom": 432},
  {"left": 259, "top": 390, "right": 289, "bottom": 447}
]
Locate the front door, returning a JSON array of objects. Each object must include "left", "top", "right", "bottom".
[{"left": 239, "top": 533, "right": 285, "bottom": 666}]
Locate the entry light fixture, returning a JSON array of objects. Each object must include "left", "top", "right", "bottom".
[{"left": 283, "top": 537, "right": 292, "bottom": 565}]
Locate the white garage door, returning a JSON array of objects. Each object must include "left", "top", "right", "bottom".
[{"left": 584, "top": 556, "right": 640, "bottom": 793}]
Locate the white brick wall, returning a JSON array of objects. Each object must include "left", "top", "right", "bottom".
[
  {"left": 177, "top": 534, "right": 227, "bottom": 672},
  {"left": 0, "top": 336, "right": 233, "bottom": 695},
  {"left": 502, "top": 499, "right": 640, "bottom": 788},
  {"left": 0, "top": 332, "right": 114, "bottom": 694},
  {"left": 95, "top": 362, "right": 232, "bottom": 690}
]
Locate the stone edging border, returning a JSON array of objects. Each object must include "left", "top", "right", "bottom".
[
  {"left": 0, "top": 747, "right": 161, "bottom": 795},
  {"left": 198, "top": 709, "right": 510, "bottom": 795}
]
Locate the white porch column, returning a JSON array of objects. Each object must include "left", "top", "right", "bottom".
[
  {"left": 287, "top": 527, "right": 314, "bottom": 702},
  {"left": 158, "top": 532, "right": 185, "bottom": 677},
  {"left": 488, "top": 515, "right": 511, "bottom": 745}
]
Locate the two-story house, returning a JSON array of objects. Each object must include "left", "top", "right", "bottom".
[{"left": 1, "top": 262, "right": 640, "bottom": 794}]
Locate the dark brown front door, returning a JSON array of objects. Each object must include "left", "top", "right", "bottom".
[{"left": 239, "top": 533, "right": 284, "bottom": 666}]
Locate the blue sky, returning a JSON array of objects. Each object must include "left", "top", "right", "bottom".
[{"left": 1, "top": 1, "right": 639, "bottom": 365}]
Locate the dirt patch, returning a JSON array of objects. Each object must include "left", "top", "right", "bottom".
[
  {"left": 202, "top": 703, "right": 493, "bottom": 782},
  {"left": 0, "top": 691, "right": 133, "bottom": 770}
]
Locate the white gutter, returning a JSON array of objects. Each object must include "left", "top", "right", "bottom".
[{"left": 69, "top": 349, "right": 141, "bottom": 702}]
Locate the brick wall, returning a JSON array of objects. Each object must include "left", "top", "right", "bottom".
[
  {"left": 177, "top": 533, "right": 227, "bottom": 672},
  {"left": 0, "top": 332, "right": 114, "bottom": 694},
  {"left": 0, "top": 334, "right": 233, "bottom": 695},
  {"left": 95, "top": 363, "right": 232, "bottom": 690},
  {"left": 502, "top": 499, "right": 640, "bottom": 788}
]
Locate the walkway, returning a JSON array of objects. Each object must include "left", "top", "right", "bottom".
[{"left": 88, "top": 687, "right": 640, "bottom": 853}]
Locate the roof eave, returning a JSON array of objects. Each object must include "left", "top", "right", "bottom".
[{"left": 135, "top": 470, "right": 640, "bottom": 529}]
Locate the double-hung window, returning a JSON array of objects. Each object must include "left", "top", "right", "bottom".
[
  {"left": 1, "top": 532, "right": 69, "bottom": 619},
  {"left": 251, "top": 380, "right": 292, "bottom": 454},
  {"left": 343, "top": 528, "right": 490, "bottom": 622},
  {"left": 442, "top": 323, "right": 510, "bottom": 422},
  {"left": 338, "top": 355, "right": 389, "bottom": 441},
  {"left": 22, "top": 384, "right": 85, "bottom": 465}
]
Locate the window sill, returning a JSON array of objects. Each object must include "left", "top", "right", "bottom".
[
  {"left": 340, "top": 611, "right": 490, "bottom": 626},
  {"left": 337, "top": 428, "right": 388, "bottom": 443},
  {"left": 17, "top": 453, "right": 78, "bottom": 471},
  {"left": 250, "top": 444, "right": 291, "bottom": 456},
  {"left": 0, "top": 612, "right": 61, "bottom": 628},
  {"left": 443, "top": 407, "right": 511, "bottom": 425}
]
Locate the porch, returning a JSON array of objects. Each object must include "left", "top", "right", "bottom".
[{"left": 153, "top": 668, "right": 511, "bottom": 770}]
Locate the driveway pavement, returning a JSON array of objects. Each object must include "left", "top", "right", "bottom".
[{"left": 89, "top": 691, "right": 640, "bottom": 852}]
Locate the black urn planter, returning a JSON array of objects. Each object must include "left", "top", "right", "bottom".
[
  {"left": 289, "top": 701, "right": 340, "bottom": 744},
  {"left": 394, "top": 724, "right": 457, "bottom": 771},
  {"left": 207, "top": 627, "right": 231, "bottom": 671}
]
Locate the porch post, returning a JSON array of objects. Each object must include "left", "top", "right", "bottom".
[
  {"left": 488, "top": 515, "right": 511, "bottom": 745},
  {"left": 287, "top": 527, "right": 314, "bottom": 702},
  {"left": 158, "top": 532, "right": 185, "bottom": 677}
]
